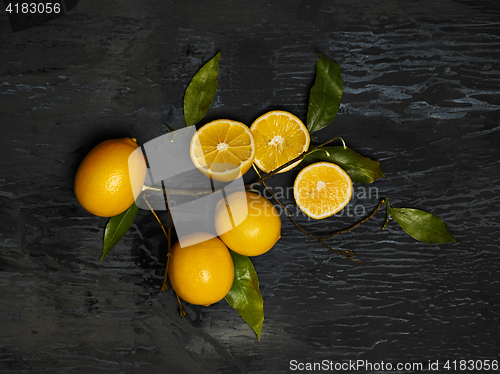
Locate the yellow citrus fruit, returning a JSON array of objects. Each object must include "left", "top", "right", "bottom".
[
  {"left": 294, "top": 162, "right": 353, "bottom": 219},
  {"left": 215, "top": 191, "right": 281, "bottom": 256},
  {"left": 190, "top": 119, "right": 255, "bottom": 182},
  {"left": 74, "top": 137, "right": 147, "bottom": 217},
  {"left": 168, "top": 232, "right": 235, "bottom": 306},
  {"left": 250, "top": 110, "right": 310, "bottom": 173}
]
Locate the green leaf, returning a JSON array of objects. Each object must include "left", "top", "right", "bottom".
[
  {"left": 302, "top": 146, "right": 385, "bottom": 183},
  {"left": 225, "top": 250, "right": 264, "bottom": 340},
  {"left": 101, "top": 202, "right": 139, "bottom": 261},
  {"left": 307, "top": 53, "right": 343, "bottom": 133},
  {"left": 183, "top": 52, "right": 221, "bottom": 127},
  {"left": 388, "top": 206, "right": 458, "bottom": 244}
]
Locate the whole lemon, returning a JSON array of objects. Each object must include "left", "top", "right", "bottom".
[
  {"left": 215, "top": 191, "right": 281, "bottom": 256},
  {"left": 168, "top": 232, "right": 235, "bottom": 306},
  {"left": 74, "top": 137, "right": 147, "bottom": 217}
]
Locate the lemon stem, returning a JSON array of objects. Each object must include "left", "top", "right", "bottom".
[
  {"left": 162, "top": 211, "right": 172, "bottom": 292},
  {"left": 320, "top": 198, "right": 386, "bottom": 240},
  {"left": 177, "top": 294, "right": 186, "bottom": 317},
  {"left": 164, "top": 123, "right": 175, "bottom": 133},
  {"left": 142, "top": 195, "right": 172, "bottom": 290},
  {"left": 142, "top": 195, "right": 168, "bottom": 237},
  {"left": 142, "top": 184, "right": 211, "bottom": 197}
]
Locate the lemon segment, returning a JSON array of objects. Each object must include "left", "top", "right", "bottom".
[
  {"left": 294, "top": 162, "right": 353, "bottom": 219},
  {"left": 190, "top": 119, "right": 255, "bottom": 182},
  {"left": 250, "top": 111, "right": 310, "bottom": 174}
]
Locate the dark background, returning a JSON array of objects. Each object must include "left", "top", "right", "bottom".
[{"left": 1, "top": 1, "right": 499, "bottom": 373}]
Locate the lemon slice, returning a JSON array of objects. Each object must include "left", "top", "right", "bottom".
[
  {"left": 190, "top": 119, "right": 255, "bottom": 182},
  {"left": 250, "top": 110, "right": 310, "bottom": 173},
  {"left": 294, "top": 162, "right": 353, "bottom": 219}
]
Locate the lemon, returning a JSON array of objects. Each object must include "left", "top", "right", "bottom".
[
  {"left": 190, "top": 119, "right": 255, "bottom": 182},
  {"left": 215, "top": 191, "right": 281, "bottom": 256},
  {"left": 74, "top": 138, "right": 147, "bottom": 217},
  {"left": 294, "top": 162, "right": 352, "bottom": 219},
  {"left": 168, "top": 232, "right": 235, "bottom": 306},
  {"left": 250, "top": 110, "right": 310, "bottom": 173}
]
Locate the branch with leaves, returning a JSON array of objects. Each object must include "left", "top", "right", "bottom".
[{"left": 98, "top": 52, "right": 459, "bottom": 340}]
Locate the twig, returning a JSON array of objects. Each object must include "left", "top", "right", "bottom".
[
  {"left": 143, "top": 185, "right": 210, "bottom": 197},
  {"left": 144, "top": 189, "right": 185, "bottom": 317},
  {"left": 249, "top": 162, "right": 363, "bottom": 264},
  {"left": 261, "top": 179, "right": 362, "bottom": 264},
  {"left": 320, "top": 198, "right": 386, "bottom": 240},
  {"left": 142, "top": 195, "right": 169, "bottom": 239},
  {"left": 141, "top": 195, "right": 173, "bottom": 291},
  {"left": 177, "top": 294, "right": 186, "bottom": 317},
  {"left": 161, "top": 211, "right": 172, "bottom": 292}
]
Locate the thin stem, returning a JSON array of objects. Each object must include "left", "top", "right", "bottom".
[
  {"left": 142, "top": 195, "right": 169, "bottom": 240},
  {"left": 177, "top": 294, "right": 186, "bottom": 317},
  {"left": 143, "top": 185, "right": 210, "bottom": 197},
  {"left": 162, "top": 211, "right": 172, "bottom": 292},
  {"left": 320, "top": 198, "right": 386, "bottom": 240},
  {"left": 144, "top": 190, "right": 184, "bottom": 317},
  {"left": 261, "top": 179, "right": 361, "bottom": 263},
  {"left": 142, "top": 194, "right": 173, "bottom": 291},
  {"left": 164, "top": 123, "right": 175, "bottom": 133}
]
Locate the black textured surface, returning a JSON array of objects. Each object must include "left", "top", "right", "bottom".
[{"left": 1, "top": 1, "right": 499, "bottom": 373}]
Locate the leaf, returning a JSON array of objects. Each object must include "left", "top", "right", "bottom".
[
  {"left": 307, "top": 53, "right": 343, "bottom": 133},
  {"left": 388, "top": 206, "right": 459, "bottom": 244},
  {"left": 183, "top": 52, "right": 221, "bottom": 127},
  {"left": 302, "top": 146, "right": 385, "bottom": 183},
  {"left": 225, "top": 250, "right": 264, "bottom": 340},
  {"left": 101, "top": 202, "right": 139, "bottom": 261}
]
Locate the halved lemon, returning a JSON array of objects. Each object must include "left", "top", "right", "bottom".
[
  {"left": 250, "top": 110, "right": 310, "bottom": 173},
  {"left": 294, "top": 162, "right": 353, "bottom": 219},
  {"left": 190, "top": 119, "right": 255, "bottom": 182}
]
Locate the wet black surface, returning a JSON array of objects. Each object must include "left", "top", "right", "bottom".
[{"left": 1, "top": 1, "right": 500, "bottom": 373}]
